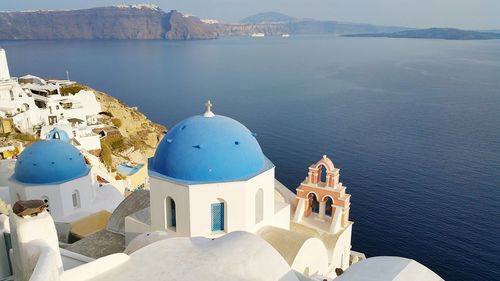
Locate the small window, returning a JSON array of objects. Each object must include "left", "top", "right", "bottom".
[
  {"left": 165, "top": 197, "right": 176, "bottom": 230},
  {"left": 255, "top": 189, "right": 264, "bottom": 224},
  {"left": 211, "top": 202, "right": 225, "bottom": 232},
  {"left": 72, "top": 190, "right": 81, "bottom": 208}
]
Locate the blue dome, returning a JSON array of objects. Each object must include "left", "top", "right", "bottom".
[
  {"left": 15, "top": 140, "right": 89, "bottom": 185},
  {"left": 150, "top": 114, "right": 267, "bottom": 183},
  {"left": 46, "top": 128, "right": 70, "bottom": 142}
]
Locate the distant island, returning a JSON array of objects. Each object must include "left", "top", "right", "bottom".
[
  {"left": 343, "top": 28, "right": 500, "bottom": 40},
  {"left": 0, "top": 7, "right": 408, "bottom": 40}
]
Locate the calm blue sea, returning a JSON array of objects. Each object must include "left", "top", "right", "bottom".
[{"left": 2, "top": 36, "right": 500, "bottom": 280}]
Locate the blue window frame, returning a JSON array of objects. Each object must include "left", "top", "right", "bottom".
[{"left": 211, "top": 202, "right": 224, "bottom": 232}]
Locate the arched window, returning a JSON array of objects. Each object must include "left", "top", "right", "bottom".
[
  {"left": 255, "top": 189, "right": 264, "bottom": 224},
  {"left": 72, "top": 190, "right": 81, "bottom": 209},
  {"left": 165, "top": 197, "right": 176, "bottom": 230},
  {"left": 308, "top": 193, "right": 320, "bottom": 214},
  {"left": 320, "top": 165, "right": 327, "bottom": 183},
  {"left": 211, "top": 200, "right": 225, "bottom": 232},
  {"left": 324, "top": 196, "right": 334, "bottom": 217}
]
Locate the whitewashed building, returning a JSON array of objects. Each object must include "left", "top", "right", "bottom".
[
  {"left": 7, "top": 140, "right": 121, "bottom": 223},
  {"left": 0, "top": 48, "right": 101, "bottom": 134},
  {"left": 40, "top": 125, "right": 101, "bottom": 154},
  {"left": 123, "top": 102, "right": 355, "bottom": 278}
]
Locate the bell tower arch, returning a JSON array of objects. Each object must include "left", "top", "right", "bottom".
[{"left": 293, "top": 155, "right": 351, "bottom": 234}]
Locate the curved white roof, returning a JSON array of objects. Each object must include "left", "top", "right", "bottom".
[
  {"left": 336, "top": 256, "right": 443, "bottom": 281},
  {"left": 82, "top": 231, "right": 303, "bottom": 281}
]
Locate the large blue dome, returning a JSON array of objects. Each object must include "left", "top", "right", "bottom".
[
  {"left": 15, "top": 140, "right": 89, "bottom": 185},
  {"left": 149, "top": 114, "right": 268, "bottom": 183}
]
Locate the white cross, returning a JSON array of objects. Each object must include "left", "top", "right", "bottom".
[
  {"left": 206, "top": 100, "right": 212, "bottom": 112},
  {"left": 204, "top": 100, "right": 215, "bottom": 117}
]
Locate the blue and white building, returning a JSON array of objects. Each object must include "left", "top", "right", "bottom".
[
  {"left": 7, "top": 140, "right": 122, "bottom": 222},
  {"left": 131, "top": 101, "right": 290, "bottom": 238}
]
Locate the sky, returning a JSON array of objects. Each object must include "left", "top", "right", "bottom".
[{"left": 1, "top": 0, "right": 500, "bottom": 30}]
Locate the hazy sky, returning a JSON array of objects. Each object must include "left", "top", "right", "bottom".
[{"left": 1, "top": 0, "right": 499, "bottom": 29}]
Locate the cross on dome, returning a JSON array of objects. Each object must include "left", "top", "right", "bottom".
[{"left": 203, "top": 100, "right": 215, "bottom": 118}]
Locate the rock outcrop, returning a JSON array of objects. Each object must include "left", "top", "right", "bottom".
[{"left": 61, "top": 84, "right": 166, "bottom": 167}]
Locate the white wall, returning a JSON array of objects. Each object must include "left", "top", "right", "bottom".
[
  {"left": 0, "top": 82, "right": 45, "bottom": 133},
  {"left": 75, "top": 135, "right": 101, "bottom": 151},
  {"left": 149, "top": 167, "right": 290, "bottom": 238},
  {"left": 8, "top": 172, "right": 95, "bottom": 222},
  {"left": 149, "top": 177, "right": 191, "bottom": 236},
  {"left": 9, "top": 211, "right": 62, "bottom": 281},
  {"left": 292, "top": 238, "right": 329, "bottom": 276},
  {"left": 330, "top": 224, "right": 352, "bottom": 270}
]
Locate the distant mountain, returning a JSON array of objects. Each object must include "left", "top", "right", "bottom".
[
  {"left": 0, "top": 6, "right": 217, "bottom": 40},
  {"left": 240, "top": 12, "right": 297, "bottom": 24},
  {"left": 223, "top": 12, "right": 410, "bottom": 36},
  {"left": 343, "top": 28, "right": 500, "bottom": 40}
]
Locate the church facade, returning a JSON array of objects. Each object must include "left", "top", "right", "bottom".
[{"left": 123, "top": 101, "right": 353, "bottom": 277}]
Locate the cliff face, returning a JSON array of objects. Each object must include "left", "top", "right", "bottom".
[
  {"left": 165, "top": 11, "right": 217, "bottom": 40},
  {"left": 0, "top": 6, "right": 216, "bottom": 40}
]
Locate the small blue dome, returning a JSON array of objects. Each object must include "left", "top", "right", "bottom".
[
  {"left": 150, "top": 114, "right": 267, "bottom": 183},
  {"left": 15, "top": 140, "right": 89, "bottom": 185},
  {"left": 46, "top": 128, "right": 70, "bottom": 142}
]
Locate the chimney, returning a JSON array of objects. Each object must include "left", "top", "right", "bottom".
[{"left": 9, "top": 202, "right": 62, "bottom": 281}]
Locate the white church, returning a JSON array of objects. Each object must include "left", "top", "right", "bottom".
[
  {"left": 6, "top": 138, "right": 122, "bottom": 224},
  {"left": 145, "top": 101, "right": 290, "bottom": 237}
]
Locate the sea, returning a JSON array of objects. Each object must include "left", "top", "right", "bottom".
[{"left": 2, "top": 36, "right": 499, "bottom": 280}]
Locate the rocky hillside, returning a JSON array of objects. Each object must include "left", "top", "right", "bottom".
[
  {"left": 0, "top": 5, "right": 216, "bottom": 40},
  {"left": 61, "top": 84, "right": 166, "bottom": 168}
]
